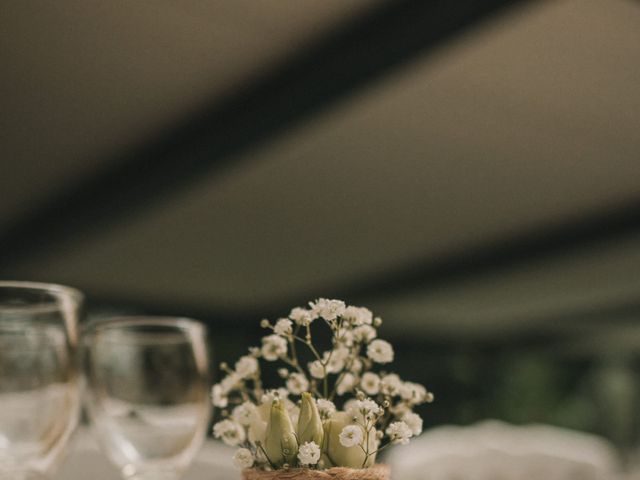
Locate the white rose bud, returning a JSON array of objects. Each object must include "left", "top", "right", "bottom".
[{"left": 323, "top": 412, "right": 376, "bottom": 468}]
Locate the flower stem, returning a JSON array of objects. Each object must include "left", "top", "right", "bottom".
[
  {"left": 361, "top": 424, "right": 372, "bottom": 468},
  {"left": 257, "top": 442, "right": 277, "bottom": 470},
  {"left": 365, "top": 442, "right": 392, "bottom": 459},
  {"left": 323, "top": 368, "right": 328, "bottom": 398}
]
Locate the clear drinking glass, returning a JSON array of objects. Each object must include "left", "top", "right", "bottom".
[
  {"left": 0, "top": 281, "right": 83, "bottom": 480},
  {"left": 83, "top": 317, "right": 210, "bottom": 480}
]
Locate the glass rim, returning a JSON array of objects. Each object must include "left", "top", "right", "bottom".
[
  {"left": 0, "top": 280, "right": 84, "bottom": 314},
  {"left": 84, "top": 315, "right": 206, "bottom": 336}
]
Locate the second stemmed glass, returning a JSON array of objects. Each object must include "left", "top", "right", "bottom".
[{"left": 82, "top": 317, "right": 211, "bottom": 480}]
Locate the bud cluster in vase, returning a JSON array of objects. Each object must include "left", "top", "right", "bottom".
[{"left": 211, "top": 299, "right": 434, "bottom": 471}]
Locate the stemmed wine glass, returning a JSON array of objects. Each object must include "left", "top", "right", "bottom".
[
  {"left": 0, "top": 281, "right": 83, "bottom": 479},
  {"left": 82, "top": 317, "right": 211, "bottom": 480}
]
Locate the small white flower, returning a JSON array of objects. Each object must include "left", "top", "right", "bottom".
[
  {"left": 248, "top": 346, "right": 261, "bottom": 357},
  {"left": 400, "top": 382, "right": 428, "bottom": 405},
  {"left": 360, "top": 372, "right": 381, "bottom": 395},
  {"left": 347, "top": 398, "right": 382, "bottom": 422},
  {"left": 213, "top": 419, "right": 245, "bottom": 446},
  {"left": 261, "top": 388, "right": 289, "bottom": 404},
  {"left": 235, "top": 356, "right": 259, "bottom": 378},
  {"left": 233, "top": 448, "right": 254, "bottom": 469},
  {"left": 356, "top": 399, "right": 383, "bottom": 417},
  {"left": 390, "top": 402, "right": 411, "bottom": 417},
  {"left": 316, "top": 398, "right": 336, "bottom": 418},
  {"left": 402, "top": 412, "right": 423, "bottom": 436},
  {"left": 286, "top": 372, "right": 309, "bottom": 395},
  {"left": 386, "top": 421, "right": 412, "bottom": 445},
  {"left": 212, "top": 373, "right": 241, "bottom": 408},
  {"left": 274, "top": 318, "right": 293, "bottom": 336},
  {"left": 309, "top": 298, "right": 346, "bottom": 321},
  {"left": 336, "top": 372, "right": 357, "bottom": 396},
  {"left": 343, "top": 399, "right": 358, "bottom": 414},
  {"left": 337, "top": 329, "right": 355, "bottom": 347},
  {"left": 351, "top": 357, "right": 364, "bottom": 374},
  {"left": 232, "top": 402, "right": 256, "bottom": 426},
  {"left": 308, "top": 360, "right": 325, "bottom": 379},
  {"left": 261, "top": 334, "right": 287, "bottom": 361},
  {"left": 323, "top": 347, "right": 349, "bottom": 374},
  {"left": 297, "top": 441, "right": 321, "bottom": 466},
  {"left": 367, "top": 339, "right": 394, "bottom": 364},
  {"left": 339, "top": 425, "right": 363, "bottom": 447},
  {"left": 380, "top": 373, "right": 402, "bottom": 396},
  {"left": 211, "top": 384, "right": 228, "bottom": 408},
  {"left": 353, "top": 325, "right": 377, "bottom": 343},
  {"left": 342, "top": 306, "right": 373, "bottom": 326},
  {"left": 289, "top": 307, "right": 313, "bottom": 326},
  {"left": 220, "top": 372, "right": 241, "bottom": 393}
]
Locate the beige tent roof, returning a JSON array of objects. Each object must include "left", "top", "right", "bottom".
[{"left": 1, "top": 0, "right": 639, "bottom": 340}]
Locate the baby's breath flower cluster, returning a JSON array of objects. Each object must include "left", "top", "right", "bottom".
[{"left": 211, "top": 299, "right": 434, "bottom": 471}]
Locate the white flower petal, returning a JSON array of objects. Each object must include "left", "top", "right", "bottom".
[
  {"left": 297, "top": 441, "right": 321, "bottom": 466},
  {"left": 232, "top": 402, "right": 256, "bottom": 426},
  {"left": 213, "top": 420, "right": 245, "bottom": 446},
  {"left": 336, "top": 372, "right": 357, "bottom": 396},
  {"left": 386, "top": 421, "right": 412, "bottom": 445},
  {"left": 211, "top": 384, "right": 228, "bottom": 408},
  {"left": 286, "top": 372, "right": 309, "bottom": 395},
  {"left": 290, "top": 307, "right": 313, "bottom": 326},
  {"left": 316, "top": 399, "right": 336, "bottom": 419},
  {"left": 360, "top": 372, "right": 381, "bottom": 395},
  {"left": 380, "top": 373, "right": 402, "bottom": 396},
  {"left": 309, "top": 298, "right": 346, "bottom": 321},
  {"left": 261, "top": 334, "right": 287, "bottom": 361},
  {"left": 274, "top": 318, "right": 293, "bottom": 336},
  {"left": 308, "top": 360, "right": 325, "bottom": 379},
  {"left": 339, "top": 425, "right": 363, "bottom": 448},
  {"left": 233, "top": 448, "right": 254, "bottom": 469},
  {"left": 235, "top": 356, "right": 259, "bottom": 378},
  {"left": 367, "top": 339, "right": 394, "bottom": 364},
  {"left": 402, "top": 412, "right": 423, "bottom": 436}
]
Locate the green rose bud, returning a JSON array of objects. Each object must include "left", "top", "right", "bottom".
[
  {"left": 297, "top": 392, "right": 324, "bottom": 446},
  {"left": 322, "top": 412, "right": 376, "bottom": 469},
  {"left": 264, "top": 400, "right": 298, "bottom": 467}
]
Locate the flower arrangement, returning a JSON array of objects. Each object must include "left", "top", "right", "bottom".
[{"left": 211, "top": 299, "right": 433, "bottom": 478}]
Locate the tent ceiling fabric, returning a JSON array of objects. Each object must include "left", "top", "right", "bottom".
[
  {"left": 371, "top": 232, "right": 640, "bottom": 339},
  {"left": 0, "top": 0, "right": 381, "bottom": 228},
  {"left": 3, "top": 0, "right": 640, "bottom": 337}
]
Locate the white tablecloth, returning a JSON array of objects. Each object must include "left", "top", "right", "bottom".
[
  {"left": 54, "top": 422, "right": 626, "bottom": 480},
  {"left": 53, "top": 429, "right": 237, "bottom": 480},
  {"left": 387, "top": 420, "right": 622, "bottom": 480}
]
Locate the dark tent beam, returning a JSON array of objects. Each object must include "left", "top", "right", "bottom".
[
  {"left": 330, "top": 198, "right": 640, "bottom": 302},
  {"left": 0, "top": 0, "right": 536, "bottom": 270},
  {"left": 82, "top": 199, "right": 640, "bottom": 328}
]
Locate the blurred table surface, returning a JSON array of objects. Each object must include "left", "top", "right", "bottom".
[
  {"left": 55, "top": 423, "right": 633, "bottom": 480},
  {"left": 53, "top": 428, "right": 237, "bottom": 480},
  {"left": 386, "top": 420, "right": 624, "bottom": 480}
]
